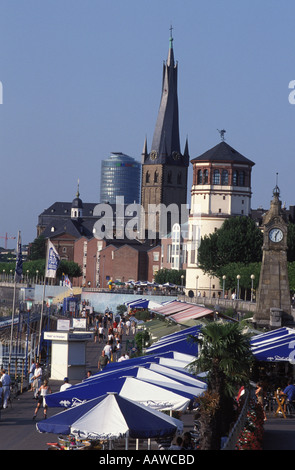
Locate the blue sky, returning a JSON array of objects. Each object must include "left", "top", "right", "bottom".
[{"left": 1, "top": 0, "right": 295, "bottom": 246}]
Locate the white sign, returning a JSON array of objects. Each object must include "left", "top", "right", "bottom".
[
  {"left": 72, "top": 318, "right": 87, "bottom": 329},
  {"left": 57, "top": 319, "right": 70, "bottom": 331}
]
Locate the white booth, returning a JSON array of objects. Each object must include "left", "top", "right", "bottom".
[{"left": 44, "top": 319, "right": 93, "bottom": 381}]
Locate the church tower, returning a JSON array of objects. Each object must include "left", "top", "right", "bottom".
[{"left": 141, "top": 29, "right": 189, "bottom": 238}]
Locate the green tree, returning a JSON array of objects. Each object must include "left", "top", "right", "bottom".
[
  {"left": 188, "top": 322, "right": 254, "bottom": 450},
  {"left": 198, "top": 216, "right": 263, "bottom": 275},
  {"left": 134, "top": 329, "right": 151, "bottom": 354},
  {"left": 57, "top": 260, "right": 82, "bottom": 278},
  {"left": 154, "top": 268, "right": 186, "bottom": 286},
  {"left": 218, "top": 262, "right": 261, "bottom": 297},
  {"left": 28, "top": 235, "right": 46, "bottom": 260}
]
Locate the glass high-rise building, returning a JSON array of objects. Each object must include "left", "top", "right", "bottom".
[{"left": 100, "top": 152, "right": 141, "bottom": 204}]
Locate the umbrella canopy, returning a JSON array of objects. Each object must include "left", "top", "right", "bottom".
[
  {"left": 147, "top": 363, "right": 207, "bottom": 389},
  {"left": 45, "top": 376, "right": 191, "bottom": 411},
  {"left": 37, "top": 392, "right": 183, "bottom": 440},
  {"left": 146, "top": 336, "right": 199, "bottom": 356}
]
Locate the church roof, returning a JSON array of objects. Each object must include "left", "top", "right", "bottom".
[{"left": 191, "top": 141, "right": 255, "bottom": 166}]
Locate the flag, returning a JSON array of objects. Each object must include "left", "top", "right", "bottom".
[
  {"left": 15, "top": 231, "right": 23, "bottom": 282},
  {"left": 45, "top": 240, "right": 60, "bottom": 278},
  {"left": 64, "top": 274, "right": 72, "bottom": 290}
]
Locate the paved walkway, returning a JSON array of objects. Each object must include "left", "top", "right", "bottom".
[
  {"left": 1, "top": 324, "right": 295, "bottom": 450},
  {"left": 263, "top": 413, "right": 295, "bottom": 450}
]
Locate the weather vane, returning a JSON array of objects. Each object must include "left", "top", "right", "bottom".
[{"left": 217, "top": 129, "right": 226, "bottom": 141}]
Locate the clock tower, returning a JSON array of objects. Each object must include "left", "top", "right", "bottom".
[{"left": 254, "top": 183, "right": 292, "bottom": 327}]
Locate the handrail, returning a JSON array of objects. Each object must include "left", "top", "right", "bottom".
[{"left": 221, "top": 390, "right": 250, "bottom": 450}]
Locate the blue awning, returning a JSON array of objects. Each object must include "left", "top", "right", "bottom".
[{"left": 251, "top": 327, "right": 295, "bottom": 362}]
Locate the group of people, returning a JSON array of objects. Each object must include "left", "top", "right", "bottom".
[
  {"left": 255, "top": 378, "right": 295, "bottom": 419},
  {"left": 93, "top": 312, "right": 135, "bottom": 343},
  {"left": 157, "top": 431, "right": 196, "bottom": 450},
  {"left": 94, "top": 309, "right": 137, "bottom": 371}
]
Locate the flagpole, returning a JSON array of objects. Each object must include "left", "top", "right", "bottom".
[
  {"left": 8, "top": 231, "right": 20, "bottom": 374},
  {"left": 37, "top": 275, "right": 47, "bottom": 362},
  {"left": 37, "top": 239, "right": 60, "bottom": 362},
  {"left": 37, "top": 242, "right": 48, "bottom": 362}
]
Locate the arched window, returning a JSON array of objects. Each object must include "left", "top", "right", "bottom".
[
  {"left": 213, "top": 169, "right": 220, "bottom": 185},
  {"left": 154, "top": 171, "right": 159, "bottom": 183},
  {"left": 203, "top": 169, "right": 209, "bottom": 184},
  {"left": 197, "top": 169, "right": 202, "bottom": 185},
  {"left": 232, "top": 170, "right": 238, "bottom": 186},
  {"left": 221, "top": 170, "right": 228, "bottom": 185},
  {"left": 177, "top": 172, "right": 182, "bottom": 184},
  {"left": 239, "top": 171, "right": 245, "bottom": 186},
  {"left": 145, "top": 171, "right": 150, "bottom": 183},
  {"left": 167, "top": 171, "right": 172, "bottom": 183}
]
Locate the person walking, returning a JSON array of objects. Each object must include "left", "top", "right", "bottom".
[
  {"left": 1, "top": 369, "right": 11, "bottom": 409},
  {"left": 32, "top": 362, "right": 42, "bottom": 399},
  {"left": 98, "top": 323, "right": 104, "bottom": 343},
  {"left": 33, "top": 379, "right": 52, "bottom": 420},
  {"left": 98, "top": 350, "right": 109, "bottom": 371}
]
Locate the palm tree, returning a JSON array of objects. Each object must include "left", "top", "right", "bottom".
[{"left": 188, "top": 321, "right": 254, "bottom": 450}]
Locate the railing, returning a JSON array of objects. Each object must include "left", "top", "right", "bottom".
[
  {"left": 179, "top": 294, "right": 257, "bottom": 314},
  {"left": 221, "top": 389, "right": 251, "bottom": 450}
]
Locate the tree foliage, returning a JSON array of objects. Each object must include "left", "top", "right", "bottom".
[
  {"left": 28, "top": 235, "right": 46, "bottom": 260},
  {"left": 154, "top": 268, "right": 186, "bottom": 286},
  {"left": 198, "top": 216, "right": 263, "bottom": 275},
  {"left": 188, "top": 322, "right": 254, "bottom": 450}
]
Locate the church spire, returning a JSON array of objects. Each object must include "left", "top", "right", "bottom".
[{"left": 148, "top": 27, "right": 182, "bottom": 164}]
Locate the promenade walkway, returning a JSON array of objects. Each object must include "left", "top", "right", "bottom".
[{"left": 1, "top": 323, "right": 295, "bottom": 450}]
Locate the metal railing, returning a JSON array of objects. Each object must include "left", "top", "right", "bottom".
[{"left": 221, "top": 390, "right": 250, "bottom": 450}]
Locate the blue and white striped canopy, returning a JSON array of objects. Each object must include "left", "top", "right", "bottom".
[{"left": 251, "top": 327, "right": 295, "bottom": 362}]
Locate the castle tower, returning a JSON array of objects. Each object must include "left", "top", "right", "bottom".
[
  {"left": 186, "top": 137, "right": 255, "bottom": 297},
  {"left": 140, "top": 29, "right": 189, "bottom": 238}
]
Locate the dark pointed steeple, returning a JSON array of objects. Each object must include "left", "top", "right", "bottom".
[{"left": 144, "top": 27, "right": 187, "bottom": 166}]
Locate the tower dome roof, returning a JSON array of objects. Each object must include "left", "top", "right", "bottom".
[{"left": 71, "top": 180, "right": 83, "bottom": 209}]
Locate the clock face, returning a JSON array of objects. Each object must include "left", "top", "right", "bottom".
[
  {"left": 172, "top": 151, "right": 181, "bottom": 161},
  {"left": 150, "top": 150, "right": 158, "bottom": 161},
  {"left": 269, "top": 228, "right": 283, "bottom": 243}
]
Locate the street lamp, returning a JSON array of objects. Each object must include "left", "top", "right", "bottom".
[
  {"left": 181, "top": 274, "right": 184, "bottom": 292},
  {"left": 222, "top": 275, "right": 226, "bottom": 298},
  {"left": 236, "top": 275, "right": 241, "bottom": 300},
  {"left": 250, "top": 274, "right": 255, "bottom": 302}
]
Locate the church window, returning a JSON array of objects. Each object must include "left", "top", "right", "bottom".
[
  {"left": 167, "top": 171, "right": 172, "bottom": 183},
  {"left": 233, "top": 170, "right": 238, "bottom": 186},
  {"left": 213, "top": 169, "right": 220, "bottom": 185},
  {"left": 197, "top": 169, "right": 202, "bottom": 185},
  {"left": 145, "top": 171, "right": 150, "bottom": 183},
  {"left": 203, "top": 169, "right": 209, "bottom": 184},
  {"left": 154, "top": 171, "right": 159, "bottom": 183},
  {"left": 177, "top": 172, "right": 182, "bottom": 184},
  {"left": 221, "top": 170, "right": 228, "bottom": 185}
]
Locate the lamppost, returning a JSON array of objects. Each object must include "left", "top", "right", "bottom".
[
  {"left": 181, "top": 274, "right": 184, "bottom": 292},
  {"left": 222, "top": 275, "right": 226, "bottom": 298},
  {"left": 236, "top": 275, "right": 241, "bottom": 300},
  {"left": 250, "top": 274, "right": 255, "bottom": 302}
]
